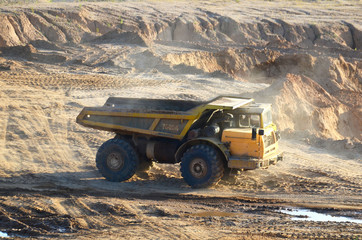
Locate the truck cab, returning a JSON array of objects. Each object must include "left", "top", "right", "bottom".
[{"left": 221, "top": 104, "right": 282, "bottom": 170}]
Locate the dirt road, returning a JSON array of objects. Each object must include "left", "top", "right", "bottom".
[{"left": 0, "top": 71, "right": 360, "bottom": 239}]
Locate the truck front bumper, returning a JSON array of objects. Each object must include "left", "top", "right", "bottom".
[{"left": 228, "top": 152, "right": 283, "bottom": 170}]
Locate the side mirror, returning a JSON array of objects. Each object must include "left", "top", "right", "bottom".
[
  {"left": 275, "top": 131, "right": 281, "bottom": 140},
  {"left": 252, "top": 128, "right": 257, "bottom": 140},
  {"left": 258, "top": 129, "right": 264, "bottom": 136}
]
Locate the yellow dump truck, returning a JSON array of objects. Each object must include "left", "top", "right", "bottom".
[{"left": 76, "top": 96, "right": 283, "bottom": 188}]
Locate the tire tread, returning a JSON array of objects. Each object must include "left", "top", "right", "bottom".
[
  {"left": 180, "top": 144, "right": 224, "bottom": 188},
  {"left": 96, "top": 138, "right": 138, "bottom": 182}
]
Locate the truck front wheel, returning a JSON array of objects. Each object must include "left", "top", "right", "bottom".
[
  {"left": 180, "top": 144, "right": 224, "bottom": 188},
  {"left": 96, "top": 138, "right": 138, "bottom": 182}
]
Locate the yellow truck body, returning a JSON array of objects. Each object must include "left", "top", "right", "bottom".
[{"left": 76, "top": 96, "right": 283, "bottom": 188}]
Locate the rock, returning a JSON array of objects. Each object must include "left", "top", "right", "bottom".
[{"left": 344, "top": 138, "right": 355, "bottom": 149}]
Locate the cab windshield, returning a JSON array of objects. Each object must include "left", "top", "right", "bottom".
[{"left": 262, "top": 109, "right": 273, "bottom": 127}]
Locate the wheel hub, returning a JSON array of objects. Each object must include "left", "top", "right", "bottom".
[
  {"left": 190, "top": 158, "right": 207, "bottom": 178},
  {"left": 106, "top": 152, "right": 124, "bottom": 171}
]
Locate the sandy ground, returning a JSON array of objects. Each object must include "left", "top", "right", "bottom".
[{"left": 0, "top": 0, "right": 361, "bottom": 239}]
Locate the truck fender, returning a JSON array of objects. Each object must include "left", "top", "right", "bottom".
[{"left": 175, "top": 138, "right": 229, "bottom": 164}]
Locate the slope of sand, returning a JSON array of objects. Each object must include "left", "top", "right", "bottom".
[{"left": 0, "top": 1, "right": 361, "bottom": 239}]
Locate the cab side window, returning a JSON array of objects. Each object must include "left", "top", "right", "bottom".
[
  {"left": 239, "top": 114, "right": 249, "bottom": 127},
  {"left": 238, "top": 114, "right": 260, "bottom": 128}
]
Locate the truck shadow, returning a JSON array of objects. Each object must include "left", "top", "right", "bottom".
[{"left": 0, "top": 170, "right": 210, "bottom": 199}]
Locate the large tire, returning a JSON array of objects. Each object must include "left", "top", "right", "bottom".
[
  {"left": 96, "top": 138, "right": 138, "bottom": 182},
  {"left": 180, "top": 144, "right": 224, "bottom": 188}
]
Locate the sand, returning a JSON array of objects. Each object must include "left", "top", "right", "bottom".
[{"left": 0, "top": 0, "right": 361, "bottom": 239}]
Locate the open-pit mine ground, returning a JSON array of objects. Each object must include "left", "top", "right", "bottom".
[{"left": 0, "top": 0, "right": 361, "bottom": 239}]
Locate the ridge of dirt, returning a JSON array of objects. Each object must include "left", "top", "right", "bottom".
[{"left": 0, "top": 2, "right": 361, "bottom": 49}]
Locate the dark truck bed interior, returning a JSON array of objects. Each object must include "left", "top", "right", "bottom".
[{"left": 104, "top": 97, "right": 206, "bottom": 112}]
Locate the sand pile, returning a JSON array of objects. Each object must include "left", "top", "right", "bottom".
[
  {"left": 251, "top": 53, "right": 361, "bottom": 141},
  {"left": 264, "top": 74, "right": 361, "bottom": 140},
  {"left": 164, "top": 48, "right": 280, "bottom": 78}
]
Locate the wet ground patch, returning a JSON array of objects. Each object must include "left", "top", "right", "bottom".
[{"left": 281, "top": 207, "right": 362, "bottom": 224}]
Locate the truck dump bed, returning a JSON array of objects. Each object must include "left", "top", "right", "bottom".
[{"left": 76, "top": 96, "right": 253, "bottom": 140}]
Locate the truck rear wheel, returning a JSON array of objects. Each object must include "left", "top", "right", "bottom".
[
  {"left": 180, "top": 144, "right": 224, "bottom": 188},
  {"left": 96, "top": 138, "right": 138, "bottom": 182}
]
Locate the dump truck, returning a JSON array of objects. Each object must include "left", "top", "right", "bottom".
[{"left": 76, "top": 96, "right": 283, "bottom": 188}]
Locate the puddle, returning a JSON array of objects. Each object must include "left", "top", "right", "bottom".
[
  {"left": 58, "top": 228, "right": 67, "bottom": 233},
  {"left": 0, "top": 231, "right": 9, "bottom": 238},
  {"left": 281, "top": 208, "right": 362, "bottom": 224}
]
